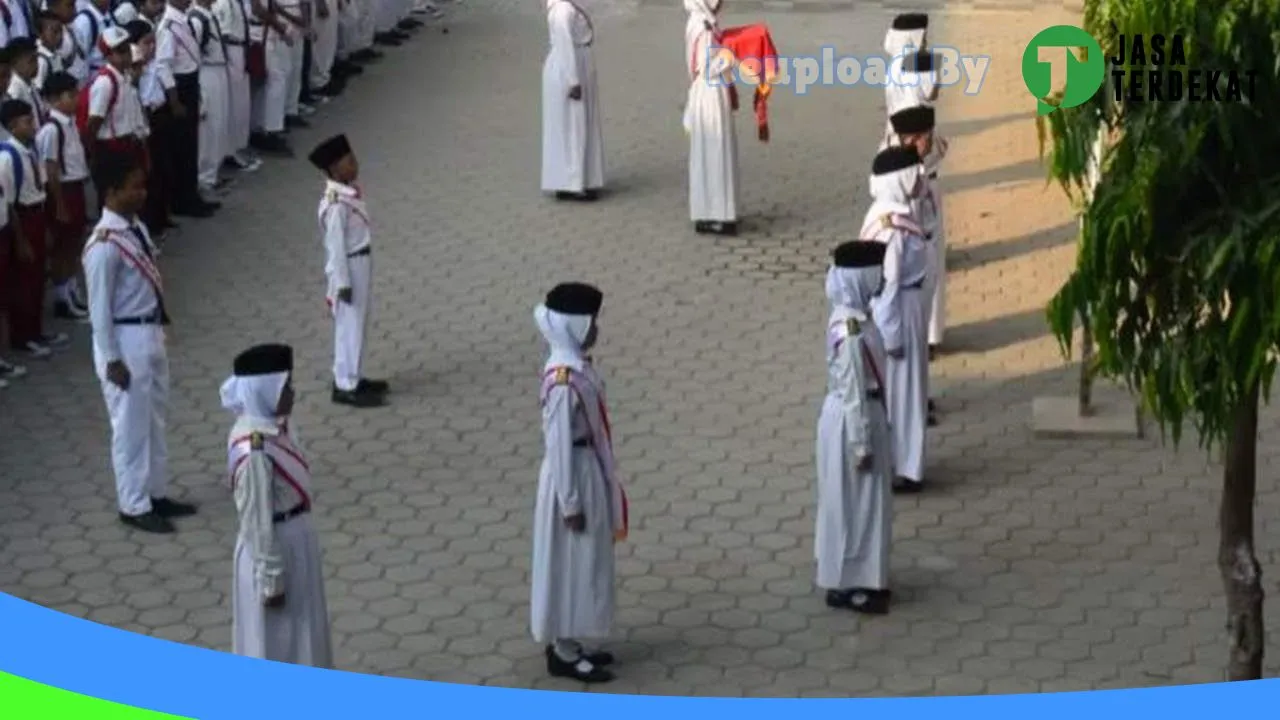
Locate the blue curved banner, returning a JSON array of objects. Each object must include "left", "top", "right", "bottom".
[{"left": 0, "top": 592, "right": 1272, "bottom": 718}]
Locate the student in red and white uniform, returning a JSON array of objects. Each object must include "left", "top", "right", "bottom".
[{"left": 37, "top": 72, "right": 92, "bottom": 320}]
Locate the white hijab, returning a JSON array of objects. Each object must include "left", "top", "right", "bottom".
[
  {"left": 684, "top": 0, "right": 719, "bottom": 71},
  {"left": 887, "top": 62, "right": 936, "bottom": 115},
  {"left": 219, "top": 372, "right": 289, "bottom": 423},
  {"left": 863, "top": 161, "right": 921, "bottom": 236},
  {"left": 883, "top": 27, "right": 925, "bottom": 59},
  {"left": 825, "top": 264, "right": 880, "bottom": 317},
  {"left": 534, "top": 304, "right": 593, "bottom": 372}
]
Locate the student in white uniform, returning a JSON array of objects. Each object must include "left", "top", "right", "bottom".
[
  {"left": 247, "top": 0, "right": 295, "bottom": 155},
  {"left": 815, "top": 240, "right": 894, "bottom": 615},
  {"left": 38, "top": 72, "right": 92, "bottom": 321},
  {"left": 222, "top": 343, "right": 333, "bottom": 668},
  {"left": 189, "top": 0, "right": 231, "bottom": 193},
  {"left": 683, "top": 0, "right": 740, "bottom": 236},
  {"left": 35, "top": 13, "right": 66, "bottom": 91},
  {"left": 7, "top": 39, "right": 46, "bottom": 125},
  {"left": 47, "top": 0, "right": 88, "bottom": 87},
  {"left": 541, "top": 0, "right": 604, "bottom": 203},
  {"left": 157, "top": 0, "right": 221, "bottom": 217},
  {"left": 860, "top": 145, "right": 930, "bottom": 494},
  {"left": 82, "top": 148, "right": 198, "bottom": 533},
  {"left": 531, "top": 282, "right": 626, "bottom": 684},
  {"left": 71, "top": 0, "right": 116, "bottom": 77},
  {"left": 308, "top": 133, "right": 388, "bottom": 408},
  {"left": 212, "top": 0, "right": 261, "bottom": 169}
]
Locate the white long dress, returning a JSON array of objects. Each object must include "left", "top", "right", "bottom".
[
  {"left": 228, "top": 418, "right": 333, "bottom": 667},
  {"left": 684, "top": 23, "right": 738, "bottom": 222},
  {"left": 861, "top": 207, "right": 930, "bottom": 482},
  {"left": 815, "top": 308, "right": 893, "bottom": 590},
  {"left": 530, "top": 363, "right": 623, "bottom": 644},
  {"left": 923, "top": 145, "right": 946, "bottom": 346},
  {"left": 541, "top": 0, "right": 605, "bottom": 194}
]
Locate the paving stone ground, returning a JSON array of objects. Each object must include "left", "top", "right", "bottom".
[{"left": 3, "top": 0, "right": 1280, "bottom": 697}]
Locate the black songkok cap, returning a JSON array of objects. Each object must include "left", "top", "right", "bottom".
[
  {"left": 890, "top": 105, "right": 935, "bottom": 135},
  {"left": 124, "top": 19, "right": 153, "bottom": 43},
  {"left": 308, "top": 133, "right": 353, "bottom": 171},
  {"left": 891, "top": 13, "right": 928, "bottom": 30},
  {"left": 0, "top": 99, "right": 33, "bottom": 128},
  {"left": 833, "top": 241, "right": 887, "bottom": 268},
  {"left": 904, "top": 49, "right": 934, "bottom": 73},
  {"left": 545, "top": 282, "right": 604, "bottom": 316},
  {"left": 872, "top": 144, "right": 922, "bottom": 175},
  {"left": 233, "top": 344, "right": 294, "bottom": 376}
]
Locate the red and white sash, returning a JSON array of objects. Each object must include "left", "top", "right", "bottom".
[
  {"left": 540, "top": 365, "right": 629, "bottom": 541},
  {"left": 226, "top": 429, "right": 313, "bottom": 510},
  {"left": 83, "top": 228, "right": 164, "bottom": 300}
]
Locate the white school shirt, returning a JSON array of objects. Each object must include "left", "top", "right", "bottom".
[
  {"left": 124, "top": 76, "right": 148, "bottom": 138},
  {"left": 36, "top": 42, "right": 63, "bottom": 90},
  {"left": 318, "top": 179, "right": 372, "bottom": 294},
  {"left": 4, "top": 0, "right": 33, "bottom": 40},
  {"left": 188, "top": 6, "right": 227, "bottom": 65},
  {"left": 8, "top": 75, "right": 45, "bottom": 125},
  {"left": 0, "top": 139, "right": 47, "bottom": 207},
  {"left": 212, "top": 0, "right": 249, "bottom": 44},
  {"left": 83, "top": 209, "right": 165, "bottom": 363},
  {"left": 58, "top": 27, "right": 89, "bottom": 86},
  {"left": 156, "top": 4, "right": 200, "bottom": 76},
  {"left": 88, "top": 64, "right": 137, "bottom": 139},
  {"left": 138, "top": 60, "right": 168, "bottom": 110},
  {"left": 71, "top": 4, "right": 113, "bottom": 72},
  {"left": 36, "top": 109, "right": 90, "bottom": 182}
]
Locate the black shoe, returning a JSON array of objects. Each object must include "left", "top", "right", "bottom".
[
  {"left": 545, "top": 647, "right": 614, "bottom": 683},
  {"left": 583, "top": 650, "right": 614, "bottom": 666},
  {"left": 332, "top": 387, "right": 386, "bottom": 408},
  {"left": 285, "top": 115, "right": 310, "bottom": 129},
  {"left": 374, "top": 33, "right": 402, "bottom": 46},
  {"left": 252, "top": 133, "right": 294, "bottom": 156},
  {"left": 339, "top": 62, "right": 364, "bottom": 76},
  {"left": 163, "top": 219, "right": 180, "bottom": 230},
  {"left": 352, "top": 48, "right": 383, "bottom": 62},
  {"left": 119, "top": 510, "right": 175, "bottom": 534},
  {"left": 398, "top": 19, "right": 423, "bottom": 29},
  {"left": 554, "top": 190, "right": 597, "bottom": 202},
  {"left": 151, "top": 497, "right": 198, "bottom": 519},
  {"left": 892, "top": 477, "right": 923, "bottom": 494},
  {"left": 713, "top": 221, "right": 738, "bottom": 236},
  {"left": 358, "top": 378, "right": 389, "bottom": 394},
  {"left": 826, "top": 588, "right": 890, "bottom": 614},
  {"left": 694, "top": 220, "right": 711, "bottom": 234},
  {"left": 389, "top": 29, "right": 412, "bottom": 40}
]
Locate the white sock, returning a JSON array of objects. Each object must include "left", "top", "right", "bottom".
[{"left": 552, "top": 639, "right": 581, "bottom": 662}]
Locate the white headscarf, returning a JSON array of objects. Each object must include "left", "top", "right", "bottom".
[
  {"left": 534, "top": 304, "right": 593, "bottom": 372},
  {"left": 685, "top": 0, "right": 719, "bottom": 74},
  {"left": 219, "top": 372, "right": 289, "bottom": 422},
  {"left": 825, "top": 264, "right": 880, "bottom": 316},
  {"left": 883, "top": 27, "right": 925, "bottom": 59}
]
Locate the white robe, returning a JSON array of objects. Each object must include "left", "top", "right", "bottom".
[
  {"left": 861, "top": 206, "right": 929, "bottom": 482},
  {"left": 815, "top": 306, "right": 893, "bottom": 590},
  {"left": 530, "top": 361, "right": 622, "bottom": 645},
  {"left": 684, "top": 21, "right": 738, "bottom": 222},
  {"left": 228, "top": 417, "right": 333, "bottom": 667},
  {"left": 541, "top": 0, "right": 604, "bottom": 193},
  {"left": 879, "top": 130, "right": 947, "bottom": 348}
]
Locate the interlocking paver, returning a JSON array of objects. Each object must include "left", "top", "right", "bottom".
[{"left": 0, "top": 0, "right": 1272, "bottom": 696}]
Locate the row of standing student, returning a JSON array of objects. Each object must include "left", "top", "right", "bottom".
[
  {"left": 0, "top": 0, "right": 439, "bottom": 386},
  {"left": 528, "top": 12, "right": 952, "bottom": 684}
]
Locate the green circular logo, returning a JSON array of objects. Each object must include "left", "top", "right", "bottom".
[{"left": 1023, "top": 25, "right": 1105, "bottom": 115}]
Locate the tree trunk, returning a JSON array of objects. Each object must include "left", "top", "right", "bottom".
[
  {"left": 1219, "top": 380, "right": 1264, "bottom": 681},
  {"left": 1077, "top": 313, "right": 1094, "bottom": 417}
]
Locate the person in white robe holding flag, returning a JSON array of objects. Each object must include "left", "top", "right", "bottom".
[
  {"left": 815, "top": 240, "right": 894, "bottom": 614},
  {"left": 221, "top": 343, "right": 334, "bottom": 667},
  {"left": 531, "top": 282, "right": 628, "bottom": 684},
  {"left": 684, "top": 0, "right": 739, "bottom": 235},
  {"left": 541, "top": 0, "right": 604, "bottom": 202},
  {"left": 861, "top": 145, "right": 930, "bottom": 494}
]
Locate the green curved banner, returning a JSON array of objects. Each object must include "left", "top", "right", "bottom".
[{"left": 0, "top": 672, "right": 192, "bottom": 719}]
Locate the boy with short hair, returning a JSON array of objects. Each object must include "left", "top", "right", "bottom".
[
  {"left": 307, "top": 133, "right": 387, "bottom": 408},
  {"left": 8, "top": 39, "right": 46, "bottom": 125},
  {"left": 45, "top": 0, "right": 87, "bottom": 88},
  {"left": 86, "top": 28, "right": 146, "bottom": 186},
  {"left": 35, "top": 12, "right": 66, "bottom": 91},
  {"left": 0, "top": 99, "right": 68, "bottom": 358},
  {"left": 38, "top": 72, "right": 91, "bottom": 320}
]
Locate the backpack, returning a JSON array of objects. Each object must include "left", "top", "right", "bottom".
[
  {"left": 75, "top": 9, "right": 100, "bottom": 58},
  {"left": 76, "top": 68, "right": 119, "bottom": 138},
  {"left": 0, "top": 143, "right": 26, "bottom": 203}
]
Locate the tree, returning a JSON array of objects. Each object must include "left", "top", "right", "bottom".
[{"left": 1038, "top": 1, "right": 1280, "bottom": 680}]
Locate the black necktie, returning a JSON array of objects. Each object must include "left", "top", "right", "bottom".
[{"left": 129, "top": 224, "right": 171, "bottom": 324}]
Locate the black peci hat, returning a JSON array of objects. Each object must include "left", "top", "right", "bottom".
[
  {"left": 872, "top": 145, "right": 922, "bottom": 175},
  {"left": 308, "top": 134, "right": 353, "bottom": 171},
  {"left": 833, "top": 240, "right": 887, "bottom": 268},
  {"left": 233, "top": 344, "right": 295, "bottom": 376},
  {"left": 890, "top": 105, "right": 935, "bottom": 135},
  {"left": 891, "top": 13, "right": 928, "bottom": 30},
  {"left": 545, "top": 282, "right": 604, "bottom": 316}
]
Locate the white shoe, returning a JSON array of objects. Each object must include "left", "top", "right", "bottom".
[
  {"left": 41, "top": 333, "right": 71, "bottom": 349},
  {"left": 21, "top": 341, "right": 52, "bottom": 359}
]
